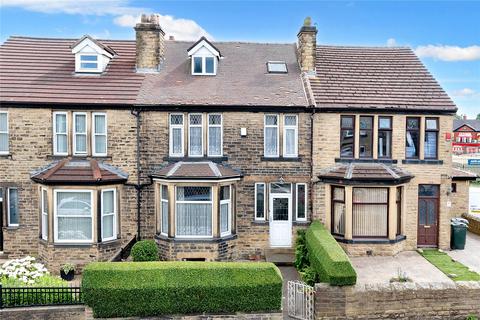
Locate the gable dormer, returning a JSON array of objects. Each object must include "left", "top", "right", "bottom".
[
  {"left": 187, "top": 37, "right": 221, "bottom": 76},
  {"left": 71, "top": 35, "right": 115, "bottom": 74}
]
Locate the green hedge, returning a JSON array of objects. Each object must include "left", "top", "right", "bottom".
[
  {"left": 82, "top": 261, "right": 282, "bottom": 318},
  {"left": 305, "top": 221, "right": 357, "bottom": 286},
  {"left": 130, "top": 240, "right": 158, "bottom": 261}
]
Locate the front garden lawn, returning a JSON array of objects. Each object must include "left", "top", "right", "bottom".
[{"left": 419, "top": 249, "right": 480, "bottom": 281}]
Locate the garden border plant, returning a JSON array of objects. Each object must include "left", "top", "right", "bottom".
[
  {"left": 130, "top": 239, "right": 159, "bottom": 261},
  {"left": 82, "top": 261, "right": 283, "bottom": 318}
]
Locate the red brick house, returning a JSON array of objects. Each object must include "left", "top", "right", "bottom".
[{"left": 452, "top": 119, "right": 480, "bottom": 154}]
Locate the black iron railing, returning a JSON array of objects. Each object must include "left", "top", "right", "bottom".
[{"left": 0, "top": 285, "right": 83, "bottom": 308}]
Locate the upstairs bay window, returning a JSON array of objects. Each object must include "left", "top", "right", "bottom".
[
  {"left": 283, "top": 115, "right": 298, "bottom": 157},
  {"left": 378, "top": 117, "right": 392, "bottom": 158},
  {"left": 54, "top": 112, "right": 68, "bottom": 155},
  {"left": 208, "top": 114, "right": 222, "bottom": 157},
  {"left": 359, "top": 116, "right": 373, "bottom": 158},
  {"left": 424, "top": 118, "right": 438, "bottom": 159},
  {"left": 340, "top": 116, "right": 355, "bottom": 158},
  {"left": 0, "top": 111, "right": 8, "bottom": 154},
  {"left": 264, "top": 115, "right": 279, "bottom": 157},
  {"left": 73, "top": 113, "right": 87, "bottom": 155},
  {"left": 406, "top": 117, "right": 420, "bottom": 159}
]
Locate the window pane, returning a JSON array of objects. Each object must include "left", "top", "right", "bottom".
[
  {"left": 205, "top": 57, "right": 214, "bottom": 74},
  {"left": 285, "top": 115, "right": 297, "bottom": 126},
  {"left": 193, "top": 57, "right": 202, "bottom": 73},
  {"left": 379, "top": 117, "right": 391, "bottom": 129},
  {"left": 9, "top": 189, "right": 19, "bottom": 225},
  {"left": 56, "top": 191, "right": 92, "bottom": 241},
  {"left": 340, "top": 129, "right": 354, "bottom": 157},
  {"left": 103, "top": 191, "right": 114, "bottom": 214},
  {"left": 333, "top": 187, "right": 344, "bottom": 201},
  {"left": 56, "top": 114, "right": 67, "bottom": 133},
  {"left": 94, "top": 115, "right": 106, "bottom": 134},
  {"left": 220, "top": 186, "right": 230, "bottom": 201},
  {"left": 353, "top": 188, "right": 388, "bottom": 237},
  {"left": 332, "top": 202, "right": 345, "bottom": 235},
  {"left": 267, "top": 62, "right": 288, "bottom": 73},
  {"left": 95, "top": 135, "right": 107, "bottom": 154},
  {"left": 426, "top": 119, "right": 438, "bottom": 130},
  {"left": 42, "top": 213, "right": 48, "bottom": 239},
  {"left": 220, "top": 203, "right": 229, "bottom": 234},
  {"left": 0, "top": 113, "right": 7, "bottom": 131},
  {"left": 81, "top": 55, "right": 98, "bottom": 62},
  {"left": 285, "top": 128, "right": 296, "bottom": 155},
  {"left": 42, "top": 189, "right": 48, "bottom": 213},
  {"left": 57, "top": 217, "right": 92, "bottom": 240},
  {"left": 76, "top": 135, "right": 87, "bottom": 153},
  {"left": 419, "top": 185, "right": 439, "bottom": 197},
  {"left": 353, "top": 188, "right": 388, "bottom": 203},
  {"left": 341, "top": 116, "right": 353, "bottom": 128},
  {"left": 265, "top": 115, "right": 278, "bottom": 126},
  {"left": 209, "top": 114, "right": 221, "bottom": 125},
  {"left": 359, "top": 117, "right": 372, "bottom": 129},
  {"left": 359, "top": 129, "right": 373, "bottom": 157},
  {"left": 162, "top": 200, "right": 169, "bottom": 234},
  {"left": 162, "top": 185, "right": 168, "bottom": 199},
  {"left": 256, "top": 184, "right": 265, "bottom": 219},
  {"left": 297, "top": 184, "right": 306, "bottom": 219},
  {"left": 378, "top": 130, "right": 392, "bottom": 158},
  {"left": 171, "top": 114, "right": 183, "bottom": 125},
  {"left": 0, "top": 133, "right": 8, "bottom": 152},
  {"left": 75, "top": 114, "right": 86, "bottom": 133},
  {"left": 265, "top": 127, "right": 278, "bottom": 156},
  {"left": 81, "top": 63, "right": 98, "bottom": 69},
  {"left": 424, "top": 131, "right": 437, "bottom": 158},
  {"left": 177, "top": 187, "right": 211, "bottom": 201},
  {"left": 57, "top": 192, "right": 91, "bottom": 216},
  {"left": 190, "top": 114, "right": 202, "bottom": 125},
  {"left": 208, "top": 126, "right": 222, "bottom": 156},
  {"left": 176, "top": 203, "right": 212, "bottom": 236},
  {"left": 102, "top": 215, "right": 114, "bottom": 239},
  {"left": 407, "top": 118, "right": 419, "bottom": 129},
  {"left": 406, "top": 131, "right": 419, "bottom": 158},
  {"left": 57, "top": 134, "right": 67, "bottom": 153},
  {"left": 189, "top": 127, "right": 202, "bottom": 155},
  {"left": 271, "top": 183, "right": 291, "bottom": 194},
  {"left": 172, "top": 128, "right": 183, "bottom": 155}
]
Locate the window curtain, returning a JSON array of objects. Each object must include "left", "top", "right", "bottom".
[
  {"left": 42, "top": 189, "right": 48, "bottom": 240},
  {"left": 102, "top": 190, "right": 115, "bottom": 239},
  {"left": 208, "top": 126, "right": 221, "bottom": 155},
  {"left": 285, "top": 128, "right": 296, "bottom": 155},
  {"left": 332, "top": 202, "right": 345, "bottom": 235},
  {"left": 56, "top": 192, "right": 92, "bottom": 241},
  {"left": 189, "top": 126, "right": 202, "bottom": 155},
  {"left": 176, "top": 203, "right": 212, "bottom": 236},
  {"left": 161, "top": 185, "right": 169, "bottom": 234},
  {"left": 352, "top": 188, "right": 388, "bottom": 237},
  {"left": 55, "top": 114, "right": 67, "bottom": 153},
  {"left": 265, "top": 127, "right": 278, "bottom": 156},
  {"left": 220, "top": 203, "right": 229, "bottom": 234},
  {"left": 424, "top": 132, "right": 437, "bottom": 158},
  {"left": 8, "top": 188, "right": 19, "bottom": 225},
  {"left": 0, "top": 113, "right": 7, "bottom": 152},
  {"left": 172, "top": 127, "right": 183, "bottom": 155},
  {"left": 75, "top": 114, "right": 87, "bottom": 153}
]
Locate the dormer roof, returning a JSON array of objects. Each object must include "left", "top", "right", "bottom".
[
  {"left": 71, "top": 35, "right": 116, "bottom": 57},
  {"left": 187, "top": 36, "right": 222, "bottom": 58}
]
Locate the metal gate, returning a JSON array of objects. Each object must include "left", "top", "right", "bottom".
[{"left": 287, "top": 280, "right": 315, "bottom": 320}]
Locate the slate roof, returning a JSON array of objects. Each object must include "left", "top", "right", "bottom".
[
  {"left": 137, "top": 41, "right": 307, "bottom": 107},
  {"left": 452, "top": 168, "right": 478, "bottom": 181},
  {"left": 453, "top": 119, "right": 480, "bottom": 131},
  {"left": 151, "top": 161, "right": 242, "bottom": 180},
  {"left": 318, "top": 163, "right": 414, "bottom": 185},
  {"left": 31, "top": 159, "right": 128, "bottom": 185},
  {"left": 0, "top": 36, "right": 144, "bottom": 105},
  {"left": 308, "top": 46, "right": 457, "bottom": 112}
]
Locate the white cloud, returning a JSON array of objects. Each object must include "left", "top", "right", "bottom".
[
  {"left": 386, "top": 38, "right": 397, "bottom": 47},
  {"left": 0, "top": 0, "right": 212, "bottom": 41},
  {"left": 415, "top": 45, "right": 480, "bottom": 61},
  {"left": 451, "top": 88, "right": 478, "bottom": 97},
  {"left": 114, "top": 14, "right": 213, "bottom": 41}
]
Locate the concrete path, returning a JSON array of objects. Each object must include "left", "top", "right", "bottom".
[
  {"left": 278, "top": 266, "right": 299, "bottom": 320},
  {"left": 350, "top": 251, "right": 453, "bottom": 285},
  {"left": 448, "top": 232, "right": 480, "bottom": 273}
]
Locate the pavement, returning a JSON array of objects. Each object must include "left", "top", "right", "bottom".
[
  {"left": 447, "top": 231, "right": 480, "bottom": 273},
  {"left": 278, "top": 266, "right": 300, "bottom": 320},
  {"left": 350, "top": 250, "right": 453, "bottom": 285}
]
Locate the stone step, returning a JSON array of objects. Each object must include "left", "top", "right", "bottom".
[{"left": 265, "top": 248, "right": 295, "bottom": 266}]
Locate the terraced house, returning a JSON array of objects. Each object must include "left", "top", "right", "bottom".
[{"left": 0, "top": 15, "right": 466, "bottom": 270}]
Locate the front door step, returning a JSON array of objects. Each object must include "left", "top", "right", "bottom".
[{"left": 265, "top": 248, "right": 295, "bottom": 266}]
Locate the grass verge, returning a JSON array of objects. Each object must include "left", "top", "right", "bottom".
[{"left": 419, "top": 249, "right": 480, "bottom": 281}]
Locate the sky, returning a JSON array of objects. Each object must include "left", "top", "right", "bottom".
[{"left": 0, "top": 0, "right": 479, "bottom": 118}]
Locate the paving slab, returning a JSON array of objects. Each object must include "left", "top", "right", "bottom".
[
  {"left": 350, "top": 250, "right": 453, "bottom": 285},
  {"left": 278, "top": 266, "right": 300, "bottom": 320},
  {"left": 447, "top": 232, "right": 480, "bottom": 273}
]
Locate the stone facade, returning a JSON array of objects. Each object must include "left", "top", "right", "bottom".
[
  {"left": 315, "top": 281, "right": 480, "bottom": 319},
  {"left": 297, "top": 23, "right": 317, "bottom": 73},
  {"left": 451, "top": 180, "right": 470, "bottom": 216}
]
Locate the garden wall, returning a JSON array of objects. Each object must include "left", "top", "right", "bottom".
[
  {"left": 464, "top": 212, "right": 480, "bottom": 235},
  {"left": 315, "top": 281, "right": 480, "bottom": 319},
  {"left": 0, "top": 305, "right": 85, "bottom": 320}
]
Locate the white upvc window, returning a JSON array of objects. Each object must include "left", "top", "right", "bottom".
[
  {"left": 101, "top": 189, "right": 117, "bottom": 242},
  {"left": 296, "top": 183, "right": 307, "bottom": 221},
  {"left": 77, "top": 54, "right": 101, "bottom": 73},
  {"left": 208, "top": 114, "right": 223, "bottom": 157},
  {"left": 92, "top": 113, "right": 107, "bottom": 156},
  {"left": 54, "top": 190, "right": 93, "bottom": 243},
  {"left": 169, "top": 114, "right": 184, "bottom": 157},
  {"left": 264, "top": 114, "right": 279, "bottom": 157},
  {"left": 220, "top": 185, "right": 231, "bottom": 236},
  {"left": 254, "top": 183, "right": 266, "bottom": 221},
  {"left": 283, "top": 115, "right": 298, "bottom": 157},
  {"left": 7, "top": 188, "right": 19, "bottom": 227},
  {"left": 160, "top": 185, "right": 169, "bottom": 236},
  {"left": 175, "top": 186, "right": 213, "bottom": 238},
  {"left": 0, "top": 111, "right": 8, "bottom": 154},
  {"left": 73, "top": 112, "right": 87, "bottom": 155},
  {"left": 41, "top": 188, "right": 48, "bottom": 240},
  {"left": 192, "top": 55, "right": 216, "bottom": 75},
  {"left": 53, "top": 112, "right": 68, "bottom": 155},
  {"left": 188, "top": 114, "right": 203, "bottom": 157}
]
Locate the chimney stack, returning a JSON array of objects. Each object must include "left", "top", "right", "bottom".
[
  {"left": 297, "top": 17, "right": 317, "bottom": 74},
  {"left": 463, "top": 114, "right": 467, "bottom": 120},
  {"left": 135, "top": 14, "right": 165, "bottom": 73}
]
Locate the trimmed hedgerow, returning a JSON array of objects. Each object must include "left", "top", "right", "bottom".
[
  {"left": 305, "top": 221, "right": 357, "bottom": 286},
  {"left": 82, "top": 261, "right": 283, "bottom": 318},
  {"left": 130, "top": 240, "right": 158, "bottom": 262}
]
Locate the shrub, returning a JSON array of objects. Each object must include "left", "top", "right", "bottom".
[
  {"left": 294, "top": 229, "right": 309, "bottom": 271},
  {"left": 82, "top": 261, "right": 282, "bottom": 318},
  {"left": 305, "top": 221, "right": 357, "bottom": 286},
  {"left": 130, "top": 240, "right": 158, "bottom": 261}
]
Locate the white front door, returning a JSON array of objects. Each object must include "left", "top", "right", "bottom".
[{"left": 269, "top": 194, "right": 292, "bottom": 247}]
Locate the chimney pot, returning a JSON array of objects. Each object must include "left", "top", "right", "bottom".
[
  {"left": 135, "top": 13, "right": 165, "bottom": 73},
  {"left": 297, "top": 17, "right": 317, "bottom": 74},
  {"left": 463, "top": 115, "right": 467, "bottom": 120},
  {"left": 169, "top": 35, "right": 175, "bottom": 41}
]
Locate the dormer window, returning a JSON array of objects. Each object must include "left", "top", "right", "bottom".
[
  {"left": 267, "top": 61, "right": 288, "bottom": 73},
  {"left": 187, "top": 36, "right": 221, "bottom": 76},
  {"left": 71, "top": 35, "right": 115, "bottom": 74}
]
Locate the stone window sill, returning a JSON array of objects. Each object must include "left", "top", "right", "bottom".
[
  {"left": 163, "top": 156, "right": 228, "bottom": 163},
  {"left": 402, "top": 159, "right": 443, "bottom": 165},
  {"left": 260, "top": 156, "right": 302, "bottom": 162},
  {"left": 334, "top": 235, "right": 406, "bottom": 244},
  {"left": 47, "top": 155, "right": 113, "bottom": 161},
  {"left": 335, "top": 158, "right": 398, "bottom": 164},
  {"left": 155, "top": 233, "right": 237, "bottom": 243},
  {"left": 0, "top": 153, "right": 12, "bottom": 159}
]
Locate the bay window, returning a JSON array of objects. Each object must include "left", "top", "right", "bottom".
[
  {"left": 169, "top": 114, "right": 184, "bottom": 157},
  {"left": 208, "top": 114, "right": 222, "bottom": 156},
  {"left": 41, "top": 188, "right": 48, "bottom": 240},
  {"left": 378, "top": 117, "right": 392, "bottom": 158},
  {"left": 92, "top": 113, "right": 107, "bottom": 156},
  {"left": 53, "top": 112, "right": 68, "bottom": 155},
  {"left": 340, "top": 116, "right": 355, "bottom": 158},
  {"left": 188, "top": 114, "right": 203, "bottom": 157},
  {"left": 283, "top": 115, "right": 298, "bottom": 157},
  {"left": 161, "top": 185, "right": 169, "bottom": 235},
  {"left": 255, "top": 183, "right": 266, "bottom": 220},
  {"left": 101, "top": 189, "right": 116, "bottom": 241},
  {"left": 73, "top": 112, "right": 87, "bottom": 155},
  {"left": 406, "top": 117, "right": 420, "bottom": 159},
  {"left": 220, "top": 185, "right": 231, "bottom": 236},
  {"left": 331, "top": 186, "right": 345, "bottom": 236},
  {"left": 424, "top": 118, "right": 438, "bottom": 159},
  {"left": 0, "top": 111, "right": 8, "bottom": 154},
  {"left": 264, "top": 115, "right": 279, "bottom": 157},
  {"left": 359, "top": 116, "right": 373, "bottom": 158},
  {"left": 352, "top": 188, "right": 388, "bottom": 238},
  {"left": 54, "top": 190, "right": 93, "bottom": 243},
  {"left": 176, "top": 186, "right": 212, "bottom": 237},
  {"left": 396, "top": 187, "right": 402, "bottom": 236},
  {"left": 7, "top": 188, "right": 19, "bottom": 226}
]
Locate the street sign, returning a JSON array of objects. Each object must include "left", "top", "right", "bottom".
[{"left": 468, "top": 159, "right": 480, "bottom": 166}]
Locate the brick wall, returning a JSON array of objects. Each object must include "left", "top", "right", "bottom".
[
  {"left": 464, "top": 212, "right": 480, "bottom": 235},
  {"left": 452, "top": 180, "right": 470, "bottom": 216},
  {"left": 315, "top": 281, "right": 480, "bottom": 319}
]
